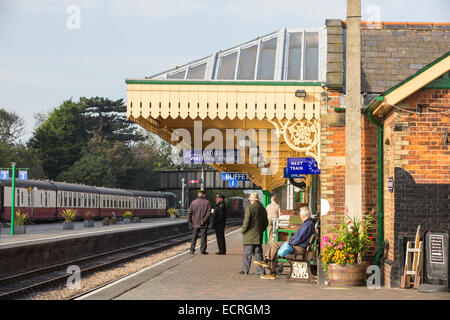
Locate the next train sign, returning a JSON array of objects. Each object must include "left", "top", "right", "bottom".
[{"left": 285, "top": 157, "right": 321, "bottom": 177}]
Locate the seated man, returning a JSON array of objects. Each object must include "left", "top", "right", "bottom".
[{"left": 254, "top": 206, "right": 315, "bottom": 280}]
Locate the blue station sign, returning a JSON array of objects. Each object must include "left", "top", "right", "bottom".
[
  {"left": 18, "top": 171, "right": 28, "bottom": 180},
  {"left": 286, "top": 157, "right": 321, "bottom": 176},
  {"left": 228, "top": 180, "right": 238, "bottom": 188},
  {"left": 221, "top": 173, "right": 250, "bottom": 181},
  {"left": 0, "top": 170, "right": 9, "bottom": 180},
  {"left": 184, "top": 149, "right": 241, "bottom": 164}
]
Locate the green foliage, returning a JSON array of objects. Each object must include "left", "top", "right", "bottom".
[
  {"left": 321, "top": 214, "right": 375, "bottom": 270},
  {"left": 0, "top": 107, "right": 25, "bottom": 145},
  {"left": 122, "top": 211, "right": 133, "bottom": 218},
  {"left": 167, "top": 208, "right": 178, "bottom": 216},
  {"left": 60, "top": 208, "right": 77, "bottom": 222},
  {"left": 14, "top": 209, "right": 29, "bottom": 226},
  {"left": 29, "top": 100, "right": 88, "bottom": 180}
]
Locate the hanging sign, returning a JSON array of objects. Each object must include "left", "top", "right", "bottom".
[
  {"left": 228, "top": 180, "right": 238, "bottom": 188},
  {"left": 18, "top": 171, "right": 28, "bottom": 180},
  {"left": 221, "top": 173, "right": 250, "bottom": 181},
  {"left": 286, "top": 157, "right": 321, "bottom": 175},
  {"left": 283, "top": 167, "right": 307, "bottom": 179},
  {"left": 184, "top": 149, "right": 241, "bottom": 164},
  {"left": 0, "top": 170, "right": 9, "bottom": 180}
]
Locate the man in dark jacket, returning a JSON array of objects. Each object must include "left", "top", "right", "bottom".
[
  {"left": 188, "top": 190, "right": 212, "bottom": 254},
  {"left": 213, "top": 194, "right": 227, "bottom": 255},
  {"left": 240, "top": 192, "right": 268, "bottom": 275}
]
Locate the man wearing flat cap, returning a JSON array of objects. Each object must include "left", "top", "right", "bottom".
[
  {"left": 188, "top": 190, "right": 211, "bottom": 254},
  {"left": 240, "top": 192, "right": 268, "bottom": 275},
  {"left": 213, "top": 194, "right": 227, "bottom": 255}
]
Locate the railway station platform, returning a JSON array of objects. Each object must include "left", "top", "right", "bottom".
[
  {"left": 0, "top": 217, "right": 185, "bottom": 248},
  {"left": 80, "top": 228, "right": 450, "bottom": 301},
  {"left": 0, "top": 217, "right": 189, "bottom": 278}
]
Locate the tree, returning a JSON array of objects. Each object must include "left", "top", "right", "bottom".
[
  {"left": 0, "top": 107, "right": 25, "bottom": 145},
  {"left": 28, "top": 100, "right": 89, "bottom": 180},
  {"left": 80, "top": 97, "right": 145, "bottom": 145},
  {"left": 57, "top": 153, "right": 116, "bottom": 187}
]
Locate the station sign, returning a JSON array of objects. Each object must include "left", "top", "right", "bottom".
[
  {"left": 18, "top": 171, "right": 28, "bottom": 180},
  {"left": 283, "top": 167, "right": 307, "bottom": 179},
  {"left": 0, "top": 170, "right": 9, "bottom": 180},
  {"left": 286, "top": 157, "right": 321, "bottom": 175},
  {"left": 228, "top": 180, "right": 238, "bottom": 188},
  {"left": 221, "top": 173, "right": 250, "bottom": 181},
  {"left": 184, "top": 149, "right": 241, "bottom": 164}
]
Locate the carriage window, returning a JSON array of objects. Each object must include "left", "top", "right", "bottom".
[
  {"left": 27, "top": 190, "right": 31, "bottom": 207},
  {"left": 64, "top": 192, "right": 67, "bottom": 207},
  {"left": 44, "top": 191, "right": 48, "bottom": 207},
  {"left": 88, "top": 195, "right": 92, "bottom": 207},
  {"left": 69, "top": 193, "right": 72, "bottom": 207},
  {"left": 103, "top": 199, "right": 106, "bottom": 208},
  {"left": 21, "top": 191, "right": 24, "bottom": 206},
  {"left": 73, "top": 194, "right": 77, "bottom": 207},
  {"left": 17, "top": 189, "right": 21, "bottom": 206},
  {"left": 114, "top": 200, "right": 117, "bottom": 208}
]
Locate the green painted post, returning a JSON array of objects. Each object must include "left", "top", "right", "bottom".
[
  {"left": 10, "top": 162, "right": 16, "bottom": 235},
  {"left": 262, "top": 190, "right": 272, "bottom": 244}
]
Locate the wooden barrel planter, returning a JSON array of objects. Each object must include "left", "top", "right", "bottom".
[{"left": 327, "top": 263, "right": 367, "bottom": 287}]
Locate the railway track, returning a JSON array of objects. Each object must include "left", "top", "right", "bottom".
[{"left": 0, "top": 220, "right": 241, "bottom": 300}]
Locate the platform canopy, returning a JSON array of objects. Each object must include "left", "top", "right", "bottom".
[{"left": 127, "top": 27, "right": 327, "bottom": 191}]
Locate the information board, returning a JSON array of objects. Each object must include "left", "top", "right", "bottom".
[
  {"left": 286, "top": 157, "right": 321, "bottom": 175},
  {"left": 425, "top": 232, "right": 448, "bottom": 281}
]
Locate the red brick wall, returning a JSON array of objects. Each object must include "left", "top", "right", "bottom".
[{"left": 381, "top": 88, "right": 450, "bottom": 287}]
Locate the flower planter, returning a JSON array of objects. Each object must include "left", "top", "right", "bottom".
[
  {"left": 327, "top": 263, "right": 367, "bottom": 287},
  {"left": 14, "top": 225, "right": 26, "bottom": 234},
  {"left": 169, "top": 215, "right": 177, "bottom": 219},
  {"left": 84, "top": 220, "right": 95, "bottom": 228},
  {"left": 123, "top": 218, "right": 132, "bottom": 224},
  {"left": 63, "top": 222, "right": 75, "bottom": 230}
]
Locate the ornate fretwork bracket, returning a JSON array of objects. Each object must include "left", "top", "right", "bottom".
[{"left": 269, "top": 118, "right": 320, "bottom": 166}]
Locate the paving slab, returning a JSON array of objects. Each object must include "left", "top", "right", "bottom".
[{"left": 81, "top": 229, "right": 450, "bottom": 300}]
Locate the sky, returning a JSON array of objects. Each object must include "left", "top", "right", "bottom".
[{"left": 0, "top": 0, "right": 449, "bottom": 142}]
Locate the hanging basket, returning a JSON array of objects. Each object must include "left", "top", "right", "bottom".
[{"left": 327, "top": 263, "right": 367, "bottom": 287}]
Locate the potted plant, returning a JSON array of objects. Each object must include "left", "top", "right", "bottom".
[
  {"left": 83, "top": 211, "right": 95, "bottom": 227},
  {"left": 60, "top": 208, "right": 77, "bottom": 230},
  {"left": 133, "top": 217, "right": 141, "bottom": 223},
  {"left": 167, "top": 208, "right": 178, "bottom": 219},
  {"left": 321, "top": 213, "right": 375, "bottom": 287},
  {"left": 102, "top": 217, "right": 110, "bottom": 226},
  {"left": 122, "top": 211, "right": 133, "bottom": 224},
  {"left": 14, "top": 209, "right": 29, "bottom": 234}
]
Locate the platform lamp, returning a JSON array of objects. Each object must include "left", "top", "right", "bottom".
[
  {"left": 295, "top": 89, "right": 306, "bottom": 98},
  {"left": 10, "top": 162, "right": 16, "bottom": 235}
]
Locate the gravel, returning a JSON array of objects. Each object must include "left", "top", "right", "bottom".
[{"left": 30, "top": 225, "right": 241, "bottom": 300}]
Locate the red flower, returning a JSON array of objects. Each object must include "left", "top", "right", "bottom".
[
  {"left": 354, "top": 232, "right": 358, "bottom": 236},
  {"left": 369, "top": 236, "right": 373, "bottom": 240},
  {"left": 348, "top": 221, "right": 351, "bottom": 224}
]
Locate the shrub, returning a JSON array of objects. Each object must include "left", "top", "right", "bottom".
[
  {"left": 102, "top": 217, "right": 110, "bottom": 225},
  {"left": 167, "top": 208, "right": 178, "bottom": 216},
  {"left": 110, "top": 216, "right": 117, "bottom": 224},
  {"left": 14, "top": 209, "right": 29, "bottom": 226},
  {"left": 122, "top": 211, "right": 133, "bottom": 219},
  {"left": 84, "top": 211, "right": 94, "bottom": 221},
  {"left": 60, "top": 208, "right": 77, "bottom": 223}
]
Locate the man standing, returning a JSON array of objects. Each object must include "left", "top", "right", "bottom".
[
  {"left": 188, "top": 190, "right": 211, "bottom": 255},
  {"left": 213, "top": 194, "right": 227, "bottom": 255},
  {"left": 265, "top": 195, "right": 280, "bottom": 244},
  {"left": 240, "top": 192, "right": 268, "bottom": 275}
]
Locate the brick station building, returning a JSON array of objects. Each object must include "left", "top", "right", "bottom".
[{"left": 126, "top": 20, "right": 449, "bottom": 287}]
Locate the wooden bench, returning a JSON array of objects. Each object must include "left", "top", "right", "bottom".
[{"left": 284, "top": 233, "right": 317, "bottom": 282}]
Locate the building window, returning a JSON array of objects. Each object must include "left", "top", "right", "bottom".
[{"left": 217, "top": 51, "right": 238, "bottom": 80}]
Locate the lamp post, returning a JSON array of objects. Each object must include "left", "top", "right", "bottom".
[{"left": 10, "top": 162, "right": 16, "bottom": 235}]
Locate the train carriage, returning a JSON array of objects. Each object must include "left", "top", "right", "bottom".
[
  {"left": 132, "top": 190, "right": 167, "bottom": 217},
  {"left": 96, "top": 187, "right": 134, "bottom": 218},
  {"left": 0, "top": 179, "right": 176, "bottom": 222},
  {"left": 0, "top": 179, "right": 57, "bottom": 220},
  {"left": 52, "top": 182, "right": 101, "bottom": 220}
]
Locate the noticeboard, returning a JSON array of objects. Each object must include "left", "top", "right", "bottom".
[{"left": 425, "top": 232, "right": 449, "bottom": 281}]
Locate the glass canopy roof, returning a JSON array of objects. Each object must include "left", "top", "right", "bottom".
[{"left": 148, "top": 26, "right": 327, "bottom": 82}]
